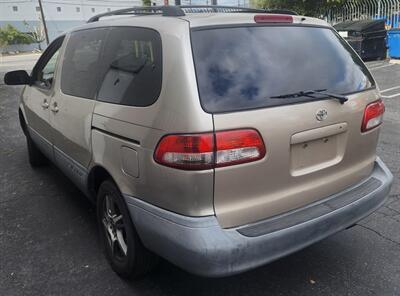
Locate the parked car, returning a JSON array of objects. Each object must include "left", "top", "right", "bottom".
[{"left": 4, "top": 6, "right": 393, "bottom": 278}]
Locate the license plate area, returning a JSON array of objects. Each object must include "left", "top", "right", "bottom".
[{"left": 290, "top": 123, "right": 348, "bottom": 176}]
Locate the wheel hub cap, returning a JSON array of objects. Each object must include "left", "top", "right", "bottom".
[{"left": 102, "top": 195, "right": 128, "bottom": 258}]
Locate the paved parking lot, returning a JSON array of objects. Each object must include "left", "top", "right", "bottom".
[{"left": 0, "top": 55, "right": 399, "bottom": 296}]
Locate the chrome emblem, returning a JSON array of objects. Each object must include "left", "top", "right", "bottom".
[{"left": 316, "top": 109, "right": 328, "bottom": 121}]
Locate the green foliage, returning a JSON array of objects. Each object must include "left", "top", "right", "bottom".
[
  {"left": 251, "top": 0, "right": 346, "bottom": 17},
  {"left": 142, "top": 0, "right": 152, "bottom": 6},
  {"left": 0, "top": 24, "right": 34, "bottom": 48},
  {"left": 23, "top": 21, "right": 46, "bottom": 44}
]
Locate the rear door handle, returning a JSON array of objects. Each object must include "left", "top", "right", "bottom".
[
  {"left": 41, "top": 99, "right": 49, "bottom": 109},
  {"left": 51, "top": 102, "right": 59, "bottom": 113},
  {"left": 291, "top": 123, "right": 348, "bottom": 145}
]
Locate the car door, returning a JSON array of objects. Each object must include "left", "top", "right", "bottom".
[
  {"left": 23, "top": 37, "right": 64, "bottom": 159},
  {"left": 50, "top": 28, "right": 108, "bottom": 191}
]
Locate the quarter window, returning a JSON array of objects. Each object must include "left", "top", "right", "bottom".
[
  {"left": 96, "top": 27, "right": 162, "bottom": 107},
  {"left": 39, "top": 50, "right": 60, "bottom": 87},
  {"left": 31, "top": 37, "right": 64, "bottom": 89},
  {"left": 61, "top": 28, "right": 107, "bottom": 99}
]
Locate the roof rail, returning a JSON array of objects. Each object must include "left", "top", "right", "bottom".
[
  {"left": 87, "top": 5, "right": 297, "bottom": 23},
  {"left": 180, "top": 6, "right": 298, "bottom": 15},
  {"left": 179, "top": 5, "right": 267, "bottom": 13},
  {"left": 87, "top": 6, "right": 185, "bottom": 22}
]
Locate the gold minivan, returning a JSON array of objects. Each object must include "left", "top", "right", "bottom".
[{"left": 4, "top": 6, "right": 393, "bottom": 278}]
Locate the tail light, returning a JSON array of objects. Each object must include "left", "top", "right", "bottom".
[
  {"left": 215, "top": 130, "right": 266, "bottom": 167},
  {"left": 153, "top": 133, "right": 214, "bottom": 170},
  {"left": 154, "top": 129, "right": 266, "bottom": 170},
  {"left": 361, "top": 99, "right": 385, "bottom": 132}
]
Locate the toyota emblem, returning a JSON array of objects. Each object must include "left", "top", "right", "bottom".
[{"left": 316, "top": 109, "right": 328, "bottom": 121}]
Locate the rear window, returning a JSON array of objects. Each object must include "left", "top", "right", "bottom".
[{"left": 191, "top": 26, "right": 375, "bottom": 113}]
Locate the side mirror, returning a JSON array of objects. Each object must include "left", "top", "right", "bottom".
[{"left": 4, "top": 70, "right": 31, "bottom": 85}]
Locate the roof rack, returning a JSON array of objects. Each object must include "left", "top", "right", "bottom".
[
  {"left": 179, "top": 6, "right": 297, "bottom": 15},
  {"left": 87, "top": 6, "right": 184, "bottom": 22},
  {"left": 87, "top": 5, "right": 297, "bottom": 23},
  {"left": 179, "top": 5, "right": 267, "bottom": 13}
]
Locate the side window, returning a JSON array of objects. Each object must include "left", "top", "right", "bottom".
[
  {"left": 97, "top": 27, "right": 162, "bottom": 107},
  {"left": 41, "top": 50, "right": 60, "bottom": 83},
  {"left": 61, "top": 28, "right": 107, "bottom": 99},
  {"left": 32, "top": 37, "right": 64, "bottom": 89}
]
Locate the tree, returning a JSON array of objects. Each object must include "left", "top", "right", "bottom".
[
  {"left": 0, "top": 34, "right": 7, "bottom": 50},
  {"left": 142, "top": 0, "right": 152, "bottom": 6},
  {"left": 24, "top": 21, "right": 46, "bottom": 51},
  {"left": 0, "top": 24, "right": 34, "bottom": 49},
  {"left": 251, "top": 0, "right": 347, "bottom": 17}
]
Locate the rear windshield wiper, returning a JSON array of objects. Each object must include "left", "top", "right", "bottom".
[{"left": 270, "top": 89, "right": 348, "bottom": 104}]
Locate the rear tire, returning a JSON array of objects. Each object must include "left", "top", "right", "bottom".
[
  {"left": 26, "top": 133, "right": 48, "bottom": 167},
  {"left": 97, "top": 180, "right": 158, "bottom": 279}
]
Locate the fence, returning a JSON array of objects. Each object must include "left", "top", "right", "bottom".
[{"left": 326, "top": 0, "right": 400, "bottom": 29}]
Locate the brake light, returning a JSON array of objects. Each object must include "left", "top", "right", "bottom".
[
  {"left": 154, "top": 133, "right": 214, "bottom": 170},
  {"left": 254, "top": 14, "right": 293, "bottom": 23},
  {"left": 361, "top": 99, "right": 385, "bottom": 132},
  {"left": 154, "top": 129, "right": 266, "bottom": 170}
]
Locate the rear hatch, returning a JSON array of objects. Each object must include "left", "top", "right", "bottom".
[{"left": 191, "top": 21, "right": 382, "bottom": 228}]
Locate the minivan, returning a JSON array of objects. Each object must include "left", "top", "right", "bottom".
[{"left": 4, "top": 6, "right": 393, "bottom": 278}]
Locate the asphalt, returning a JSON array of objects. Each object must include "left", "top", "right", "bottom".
[{"left": 0, "top": 54, "right": 399, "bottom": 296}]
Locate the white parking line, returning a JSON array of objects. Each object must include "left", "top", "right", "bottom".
[
  {"left": 380, "top": 85, "right": 400, "bottom": 93},
  {"left": 367, "top": 61, "right": 386, "bottom": 67},
  {"left": 382, "top": 93, "right": 400, "bottom": 99},
  {"left": 369, "top": 64, "right": 395, "bottom": 70}
]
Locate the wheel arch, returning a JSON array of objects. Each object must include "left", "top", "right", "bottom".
[{"left": 87, "top": 165, "right": 119, "bottom": 203}]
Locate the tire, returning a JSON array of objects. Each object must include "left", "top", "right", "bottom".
[
  {"left": 97, "top": 180, "right": 158, "bottom": 279},
  {"left": 26, "top": 132, "right": 48, "bottom": 167}
]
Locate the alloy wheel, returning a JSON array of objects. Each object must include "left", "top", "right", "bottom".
[{"left": 102, "top": 194, "right": 128, "bottom": 260}]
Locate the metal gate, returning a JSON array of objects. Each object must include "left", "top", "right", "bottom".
[{"left": 326, "top": 0, "right": 400, "bottom": 29}]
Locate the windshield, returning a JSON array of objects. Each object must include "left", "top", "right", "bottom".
[{"left": 191, "top": 25, "right": 375, "bottom": 113}]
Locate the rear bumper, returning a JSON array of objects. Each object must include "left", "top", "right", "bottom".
[{"left": 124, "top": 157, "right": 393, "bottom": 277}]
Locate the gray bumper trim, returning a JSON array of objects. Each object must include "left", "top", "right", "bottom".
[
  {"left": 238, "top": 177, "right": 382, "bottom": 237},
  {"left": 124, "top": 158, "right": 393, "bottom": 277}
]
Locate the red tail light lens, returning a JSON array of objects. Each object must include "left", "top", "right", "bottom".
[
  {"left": 361, "top": 99, "right": 385, "bottom": 132},
  {"left": 254, "top": 14, "right": 293, "bottom": 23},
  {"left": 154, "top": 133, "right": 214, "bottom": 170},
  {"left": 154, "top": 129, "right": 266, "bottom": 170}
]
